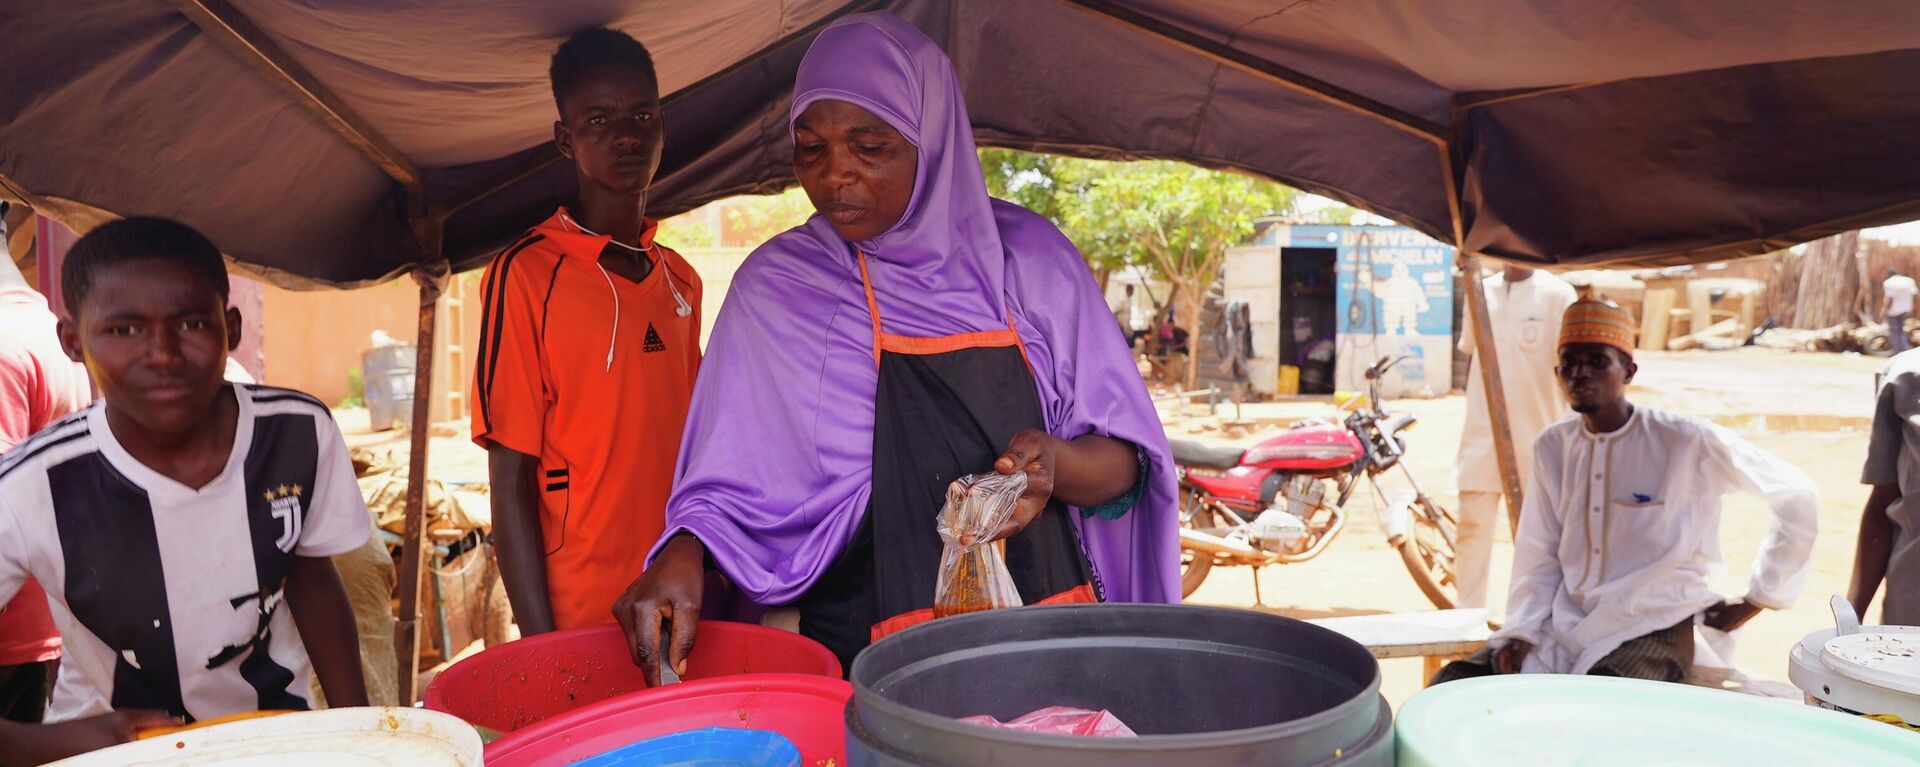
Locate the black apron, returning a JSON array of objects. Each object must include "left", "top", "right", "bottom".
[{"left": 795, "top": 252, "right": 1096, "bottom": 669}]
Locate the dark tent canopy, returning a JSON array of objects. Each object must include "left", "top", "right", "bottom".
[
  {"left": 10, "top": 0, "right": 1915, "bottom": 700},
  {"left": 3, "top": 0, "right": 1918, "bottom": 286}
]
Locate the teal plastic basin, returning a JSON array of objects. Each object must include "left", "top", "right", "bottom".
[{"left": 1396, "top": 674, "right": 1920, "bottom": 766}]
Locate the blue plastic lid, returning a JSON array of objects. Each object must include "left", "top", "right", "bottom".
[{"left": 568, "top": 727, "right": 801, "bottom": 767}]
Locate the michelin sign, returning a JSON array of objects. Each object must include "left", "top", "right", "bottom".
[{"left": 1333, "top": 227, "right": 1454, "bottom": 398}]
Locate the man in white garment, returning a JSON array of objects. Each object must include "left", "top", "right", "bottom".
[
  {"left": 1432, "top": 298, "right": 1818, "bottom": 683},
  {"left": 1884, "top": 269, "right": 1916, "bottom": 355},
  {"left": 1111, "top": 284, "right": 1135, "bottom": 335},
  {"left": 1454, "top": 264, "right": 1577, "bottom": 609}
]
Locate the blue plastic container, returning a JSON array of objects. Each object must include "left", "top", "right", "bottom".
[{"left": 568, "top": 727, "right": 800, "bottom": 767}]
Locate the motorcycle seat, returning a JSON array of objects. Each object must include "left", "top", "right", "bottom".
[{"left": 1170, "top": 439, "right": 1245, "bottom": 470}]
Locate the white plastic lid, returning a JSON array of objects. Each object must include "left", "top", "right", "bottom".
[
  {"left": 46, "top": 707, "right": 482, "bottom": 767},
  {"left": 1823, "top": 631, "right": 1920, "bottom": 696}
]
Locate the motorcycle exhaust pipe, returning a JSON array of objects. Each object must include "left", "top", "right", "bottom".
[{"left": 1180, "top": 528, "right": 1262, "bottom": 560}]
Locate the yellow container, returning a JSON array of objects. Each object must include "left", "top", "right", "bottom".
[{"left": 1277, "top": 365, "right": 1301, "bottom": 395}]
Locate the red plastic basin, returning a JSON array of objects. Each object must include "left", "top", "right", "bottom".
[
  {"left": 483, "top": 674, "right": 852, "bottom": 767},
  {"left": 422, "top": 621, "right": 841, "bottom": 733}
]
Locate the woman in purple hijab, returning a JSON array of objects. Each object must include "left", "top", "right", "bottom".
[{"left": 615, "top": 12, "right": 1177, "bottom": 678}]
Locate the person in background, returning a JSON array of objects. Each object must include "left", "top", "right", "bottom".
[
  {"left": 1153, "top": 302, "right": 1188, "bottom": 358},
  {"left": 1128, "top": 287, "right": 1152, "bottom": 349},
  {"left": 1884, "top": 268, "right": 1916, "bottom": 354},
  {"left": 1431, "top": 298, "right": 1817, "bottom": 684},
  {"left": 614, "top": 13, "right": 1175, "bottom": 680},
  {"left": 1851, "top": 347, "right": 1920, "bottom": 625},
  {"left": 0, "top": 217, "right": 368, "bottom": 762},
  {"left": 311, "top": 530, "right": 397, "bottom": 708},
  {"left": 1112, "top": 284, "right": 1136, "bottom": 339},
  {"left": 1293, "top": 316, "right": 1335, "bottom": 393},
  {"left": 0, "top": 206, "right": 82, "bottom": 728},
  {"left": 471, "top": 27, "right": 702, "bottom": 634},
  {"left": 1453, "top": 264, "right": 1577, "bottom": 610}
]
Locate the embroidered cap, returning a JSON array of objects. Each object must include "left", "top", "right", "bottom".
[{"left": 1560, "top": 297, "right": 1637, "bottom": 357}]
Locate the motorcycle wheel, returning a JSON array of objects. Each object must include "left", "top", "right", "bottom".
[
  {"left": 1396, "top": 495, "right": 1459, "bottom": 610},
  {"left": 1179, "top": 491, "right": 1228, "bottom": 598},
  {"left": 1180, "top": 547, "right": 1214, "bottom": 598}
]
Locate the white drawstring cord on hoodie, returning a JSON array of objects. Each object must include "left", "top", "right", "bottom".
[
  {"left": 592, "top": 261, "right": 620, "bottom": 372},
  {"left": 559, "top": 210, "right": 691, "bottom": 372}
]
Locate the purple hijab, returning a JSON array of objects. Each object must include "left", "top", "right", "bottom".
[{"left": 651, "top": 12, "right": 1178, "bottom": 605}]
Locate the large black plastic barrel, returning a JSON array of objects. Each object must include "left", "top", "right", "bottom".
[{"left": 846, "top": 604, "right": 1392, "bottom": 766}]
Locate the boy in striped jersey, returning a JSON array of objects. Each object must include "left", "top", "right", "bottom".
[{"left": 0, "top": 217, "right": 368, "bottom": 763}]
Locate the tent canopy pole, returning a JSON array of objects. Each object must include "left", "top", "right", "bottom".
[
  {"left": 167, "top": 0, "right": 422, "bottom": 192},
  {"left": 1442, "top": 134, "right": 1527, "bottom": 532},
  {"left": 1461, "top": 255, "right": 1528, "bottom": 533},
  {"left": 393, "top": 211, "right": 445, "bottom": 704}
]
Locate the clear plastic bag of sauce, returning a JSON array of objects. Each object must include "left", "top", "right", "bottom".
[{"left": 933, "top": 472, "right": 1026, "bottom": 618}]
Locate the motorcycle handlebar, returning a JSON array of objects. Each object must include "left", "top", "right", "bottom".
[{"left": 1363, "top": 354, "right": 1408, "bottom": 381}]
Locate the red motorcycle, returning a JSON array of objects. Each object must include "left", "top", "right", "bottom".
[{"left": 1172, "top": 355, "right": 1459, "bottom": 608}]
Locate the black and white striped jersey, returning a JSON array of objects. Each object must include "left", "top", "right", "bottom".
[{"left": 0, "top": 384, "right": 371, "bottom": 723}]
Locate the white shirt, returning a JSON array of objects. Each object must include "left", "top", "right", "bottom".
[
  {"left": 1886, "top": 275, "right": 1917, "bottom": 316},
  {"left": 1863, "top": 349, "right": 1920, "bottom": 624},
  {"left": 1493, "top": 406, "right": 1819, "bottom": 674},
  {"left": 1457, "top": 271, "right": 1578, "bottom": 493},
  {"left": 0, "top": 385, "right": 370, "bottom": 722}
]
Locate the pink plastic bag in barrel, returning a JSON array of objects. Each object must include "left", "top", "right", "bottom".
[{"left": 959, "top": 707, "right": 1139, "bottom": 737}]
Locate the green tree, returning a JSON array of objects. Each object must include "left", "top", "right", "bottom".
[
  {"left": 1295, "top": 199, "right": 1366, "bottom": 225},
  {"left": 657, "top": 187, "right": 815, "bottom": 251},
  {"left": 980, "top": 148, "right": 1067, "bottom": 219},
  {"left": 721, "top": 187, "right": 814, "bottom": 246},
  {"left": 655, "top": 212, "right": 718, "bottom": 250},
  {"left": 980, "top": 149, "right": 1146, "bottom": 292},
  {"left": 982, "top": 149, "right": 1296, "bottom": 387},
  {"left": 1087, "top": 162, "right": 1294, "bottom": 387}
]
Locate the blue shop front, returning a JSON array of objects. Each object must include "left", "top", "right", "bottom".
[{"left": 1223, "top": 220, "right": 1455, "bottom": 399}]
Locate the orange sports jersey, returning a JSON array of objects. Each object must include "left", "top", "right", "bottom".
[{"left": 471, "top": 208, "right": 701, "bottom": 630}]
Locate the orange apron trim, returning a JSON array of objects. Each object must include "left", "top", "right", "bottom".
[
  {"left": 856, "top": 250, "right": 1033, "bottom": 371},
  {"left": 868, "top": 583, "right": 1098, "bottom": 643},
  {"left": 878, "top": 329, "right": 1020, "bottom": 356}
]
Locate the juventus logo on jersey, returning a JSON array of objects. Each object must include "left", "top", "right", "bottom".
[{"left": 263, "top": 485, "right": 304, "bottom": 553}]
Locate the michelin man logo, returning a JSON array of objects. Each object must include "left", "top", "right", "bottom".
[
  {"left": 1378, "top": 263, "right": 1430, "bottom": 337},
  {"left": 263, "top": 484, "right": 304, "bottom": 553}
]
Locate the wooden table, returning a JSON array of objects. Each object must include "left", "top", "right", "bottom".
[
  {"left": 1306, "top": 608, "right": 1809, "bottom": 698},
  {"left": 1308, "top": 608, "right": 1493, "bottom": 683}
]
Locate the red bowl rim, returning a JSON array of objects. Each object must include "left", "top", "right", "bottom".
[
  {"left": 482, "top": 673, "right": 854, "bottom": 763},
  {"left": 421, "top": 620, "right": 843, "bottom": 716}
]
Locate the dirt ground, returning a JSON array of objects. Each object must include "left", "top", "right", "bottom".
[
  {"left": 1172, "top": 347, "right": 1886, "bottom": 709},
  {"left": 344, "top": 346, "right": 1890, "bottom": 712}
]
